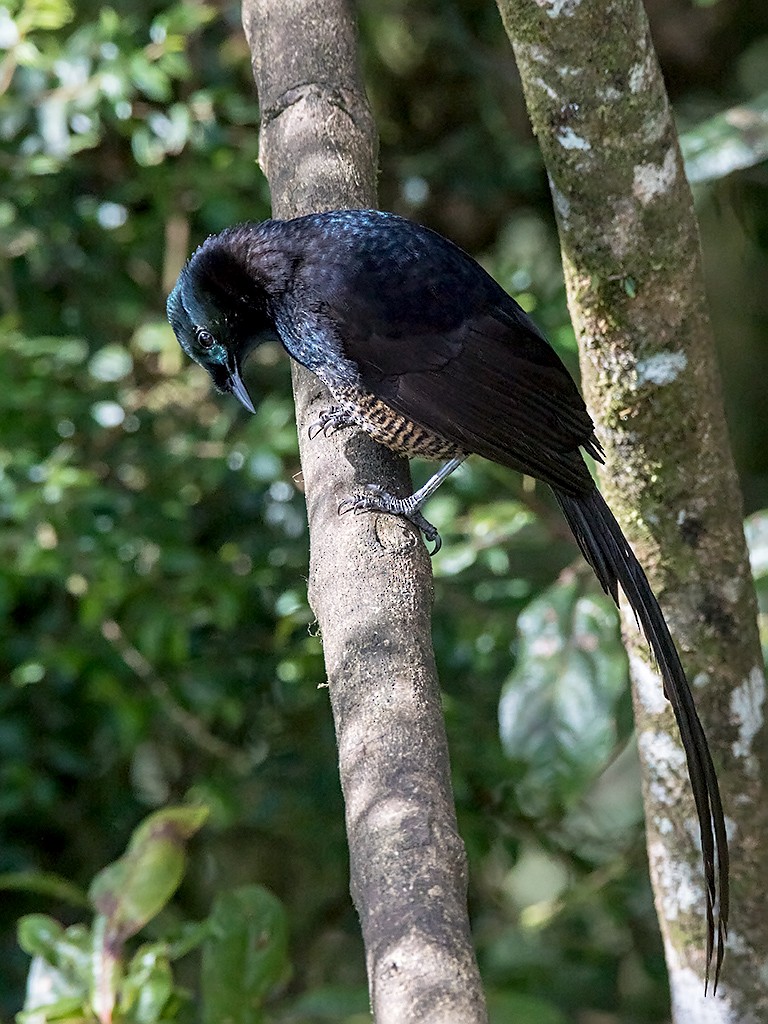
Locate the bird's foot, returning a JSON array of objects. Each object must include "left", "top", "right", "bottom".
[
  {"left": 308, "top": 406, "right": 354, "bottom": 440},
  {"left": 338, "top": 484, "right": 442, "bottom": 554}
]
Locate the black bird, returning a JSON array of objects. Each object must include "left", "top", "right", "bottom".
[{"left": 167, "top": 208, "right": 728, "bottom": 987}]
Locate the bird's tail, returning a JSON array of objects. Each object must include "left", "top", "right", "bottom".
[{"left": 554, "top": 485, "right": 728, "bottom": 990}]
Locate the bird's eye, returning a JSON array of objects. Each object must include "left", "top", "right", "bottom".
[{"left": 196, "top": 328, "right": 215, "bottom": 350}]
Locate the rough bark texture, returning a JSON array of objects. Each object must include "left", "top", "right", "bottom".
[
  {"left": 495, "top": 1, "right": 768, "bottom": 1020},
  {"left": 241, "top": 2, "right": 488, "bottom": 1021}
]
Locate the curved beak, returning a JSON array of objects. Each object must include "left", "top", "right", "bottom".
[{"left": 227, "top": 364, "right": 256, "bottom": 414}]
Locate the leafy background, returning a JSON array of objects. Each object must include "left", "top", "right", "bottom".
[{"left": 1, "top": 0, "right": 768, "bottom": 1020}]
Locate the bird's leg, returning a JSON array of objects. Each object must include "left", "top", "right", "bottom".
[
  {"left": 307, "top": 406, "right": 356, "bottom": 440},
  {"left": 338, "top": 456, "right": 466, "bottom": 554}
]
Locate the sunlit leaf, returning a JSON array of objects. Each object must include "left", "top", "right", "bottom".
[
  {"left": 88, "top": 805, "right": 209, "bottom": 945},
  {"left": 745, "top": 509, "right": 768, "bottom": 663},
  {"left": 681, "top": 91, "right": 768, "bottom": 183},
  {"left": 17, "top": 914, "right": 65, "bottom": 959},
  {"left": 119, "top": 946, "right": 175, "bottom": 1024}
]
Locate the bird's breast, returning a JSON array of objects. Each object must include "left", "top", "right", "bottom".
[{"left": 329, "top": 383, "right": 465, "bottom": 461}]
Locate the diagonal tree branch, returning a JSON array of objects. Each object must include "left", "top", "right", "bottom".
[
  {"left": 241, "top": 1, "right": 488, "bottom": 1020},
  {"left": 496, "top": 0, "right": 768, "bottom": 1019}
]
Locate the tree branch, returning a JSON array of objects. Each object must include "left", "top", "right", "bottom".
[
  {"left": 496, "top": 0, "right": 768, "bottom": 1018},
  {"left": 241, "top": 1, "right": 487, "bottom": 1020}
]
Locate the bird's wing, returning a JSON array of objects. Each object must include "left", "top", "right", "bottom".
[
  {"left": 294, "top": 222, "right": 599, "bottom": 492},
  {"left": 361, "top": 306, "right": 598, "bottom": 493}
]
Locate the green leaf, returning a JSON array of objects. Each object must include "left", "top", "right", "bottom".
[
  {"left": 201, "top": 885, "right": 290, "bottom": 1024},
  {"left": 128, "top": 54, "right": 171, "bottom": 101},
  {"left": 746, "top": 509, "right": 768, "bottom": 578},
  {"left": 18, "top": 0, "right": 74, "bottom": 33},
  {"left": 17, "top": 914, "right": 65, "bottom": 959},
  {"left": 746, "top": 509, "right": 768, "bottom": 664},
  {"left": 16, "top": 991, "right": 88, "bottom": 1023},
  {"left": 88, "top": 805, "right": 209, "bottom": 946},
  {"left": 153, "top": 3, "right": 215, "bottom": 35},
  {"left": 19, "top": 941, "right": 91, "bottom": 1016},
  {"left": 681, "top": 90, "right": 768, "bottom": 183},
  {"left": 0, "top": 870, "right": 89, "bottom": 907},
  {"left": 120, "top": 946, "right": 174, "bottom": 1024},
  {"left": 499, "top": 574, "right": 628, "bottom": 815},
  {"left": 164, "top": 919, "right": 213, "bottom": 960},
  {"left": 17, "top": 917, "right": 92, "bottom": 983}
]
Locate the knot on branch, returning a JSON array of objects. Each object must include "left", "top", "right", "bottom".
[{"left": 262, "top": 82, "right": 366, "bottom": 127}]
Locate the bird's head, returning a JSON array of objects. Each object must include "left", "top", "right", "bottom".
[{"left": 167, "top": 228, "right": 279, "bottom": 414}]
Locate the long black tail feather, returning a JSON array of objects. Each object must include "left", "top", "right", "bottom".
[{"left": 554, "top": 485, "right": 729, "bottom": 991}]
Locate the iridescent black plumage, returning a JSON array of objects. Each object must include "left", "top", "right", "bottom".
[{"left": 167, "top": 209, "right": 728, "bottom": 986}]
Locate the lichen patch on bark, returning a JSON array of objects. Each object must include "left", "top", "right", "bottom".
[
  {"left": 648, "top": 838, "right": 699, "bottom": 920},
  {"left": 633, "top": 147, "right": 678, "bottom": 203},
  {"left": 629, "top": 652, "right": 668, "bottom": 714},
  {"left": 635, "top": 350, "right": 688, "bottom": 387},
  {"left": 729, "top": 666, "right": 766, "bottom": 764},
  {"left": 556, "top": 126, "right": 592, "bottom": 150}
]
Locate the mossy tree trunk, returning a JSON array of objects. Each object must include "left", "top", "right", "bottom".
[
  {"left": 496, "top": 0, "right": 768, "bottom": 1019},
  {"left": 240, "top": 1, "right": 488, "bottom": 1021}
]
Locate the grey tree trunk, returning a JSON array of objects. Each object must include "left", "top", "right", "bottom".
[
  {"left": 496, "top": 1, "right": 768, "bottom": 1020},
  {"left": 240, "top": 2, "right": 488, "bottom": 1021}
]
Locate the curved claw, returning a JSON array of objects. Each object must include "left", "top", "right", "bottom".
[
  {"left": 308, "top": 406, "right": 354, "bottom": 441},
  {"left": 337, "top": 486, "right": 442, "bottom": 555},
  {"left": 337, "top": 496, "right": 358, "bottom": 517},
  {"left": 413, "top": 513, "right": 442, "bottom": 555}
]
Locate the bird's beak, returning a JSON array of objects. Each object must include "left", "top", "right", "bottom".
[{"left": 228, "top": 364, "right": 256, "bottom": 414}]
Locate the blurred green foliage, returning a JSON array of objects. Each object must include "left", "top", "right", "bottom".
[
  {"left": 1, "top": 0, "right": 767, "bottom": 1021},
  {"left": 745, "top": 510, "right": 768, "bottom": 664},
  {"left": 16, "top": 807, "right": 293, "bottom": 1024}
]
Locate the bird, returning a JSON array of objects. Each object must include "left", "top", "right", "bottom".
[{"left": 167, "top": 207, "right": 728, "bottom": 988}]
